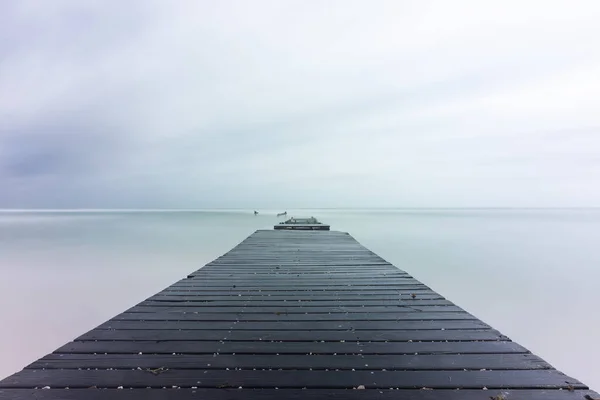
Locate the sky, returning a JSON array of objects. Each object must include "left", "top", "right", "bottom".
[{"left": 1, "top": 0, "right": 600, "bottom": 208}]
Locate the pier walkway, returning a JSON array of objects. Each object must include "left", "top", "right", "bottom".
[{"left": 0, "top": 228, "right": 596, "bottom": 399}]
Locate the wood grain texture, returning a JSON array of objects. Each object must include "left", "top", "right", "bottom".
[
  {"left": 30, "top": 353, "right": 549, "bottom": 370},
  {"left": 0, "top": 369, "right": 585, "bottom": 389},
  {"left": 1, "top": 389, "right": 598, "bottom": 400}
]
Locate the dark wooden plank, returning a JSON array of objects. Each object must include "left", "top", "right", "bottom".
[
  {"left": 112, "top": 311, "right": 474, "bottom": 321},
  {"left": 179, "top": 267, "right": 414, "bottom": 276},
  {"left": 224, "top": 247, "right": 368, "bottom": 249},
  {"left": 206, "top": 261, "right": 392, "bottom": 264},
  {"left": 217, "top": 250, "right": 378, "bottom": 252},
  {"left": 140, "top": 299, "right": 454, "bottom": 306},
  {"left": 200, "top": 263, "right": 398, "bottom": 266},
  {"left": 163, "top": 286, "right": 432, "bottom": 290},
  {"left": 192, "top": 271, "right": 402, "bottom": 275},
  {"left": 191, "top": 271, "right": 401, "bottom": 275},
  {"left": 162, "top": 286, "right": 430, "bottom": 291},
  {"left": 210, "top": 260, "right": 393, "bottom": 263},
  {"left": 55, "top": 340, "right": 527, "bottom": 355},
  {"left": 148, "top": 289, "right": 443, "bottom": 301},
  {"left": 215, "top": 260, "right": 388, "bottom": 262},
  {"left": 148, "top": 290, "right": 443, "bottom": 301},
  {"left": 216, "top": 253, "right": 381, "bottom": 255},
  {"left": 218, "top": 248, "right": 375, "bottom": 250},
  {"left": 214, "top": 254, "right": 383, "bottom": 256},
  {"left": 181, "top": 277, "right": 411, "bottom": 281},
  {"left": 192, "top": 271, "right": 409, "bottom": 275},
  {"left": 173, "top": 279, "right": 419, "bottom": 285},
  {"left": 162, "top": 285, "right": 430, "bottom": 290},
  {"left": 97, "top": 320, "right": 490, "bottom": 330},
  {"left": 199, "top": 263, "right": 396, "bottom": 267},
  {"left": 0, "top": 369, "right": 585, "bottom": 389},
  {"left": 195, "top": 268, "right": 396, "bottom": 272},
  {"left": 196, "top": 265, "right": 395, "bottom": 269},
  {"left": 199, "top": 258, "right": 386, "bottom": 261},
  {"left": 1, "top": 389, "right": 598, "bottom": 400},
  {"left": 218, "top": 248, "right": 377, "bottom": 252},
  {"left": 190, "top": 274, "right": 409, "bottom": 278},
  {"left": 178, "top": 280, "right": 430, "bottom": 286},
  {"left": 76, "top": 328, "right": 506, "bottom": 342},
  {"left": 221, "top": 256, "right": 378, "bottom": 259},
  {"left": 125, "top": 305, "right": 465, "bottom": 313},
  {"left": 194, "top": 272, "right": 409, "bottom": 277},
  {"left": 189, "top": 271, "right": 404, "bottom": 276},
  {"left": 217, "top": 255, "right": 382, "bottom": 258},
  {"left": 185, "top": 273, "right": 408, "bottom": 277},
  {"left": 209, "top": 254, "right": 388, "bottom": 257},
  {"left": 170, "top": 283, "right": 424, "bottom": 288},
  {"left": 202, "top": 252, "right": 386, "bottom": 256},
  {"left": 157, "top": 289, "right": 436, "bottom": 295},
  {"left": 220, "top": 249, "right": 377, "bottom": 252},
  {"left": 211, "top": 256, "right": 388, "bottom": 259},
  {"left": 191, "top": 266, "right": 400, "bottom": 270},
  {"left": 195, "top": 267, "right": 402, "bottom": 270},
  {"left": 29, "top": 353, "right": 549, "bottom": 370},
  {"left": 222, "top": 253, "right": 378, "bottom": 256}
]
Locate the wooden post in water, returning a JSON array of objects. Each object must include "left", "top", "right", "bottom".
[{"left": 0, "top": 221, "right": 597, "bottom": 399}]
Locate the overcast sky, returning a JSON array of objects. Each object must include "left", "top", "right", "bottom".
[{"left": 1, "top": 1, "right": 599, "bottom": 208}]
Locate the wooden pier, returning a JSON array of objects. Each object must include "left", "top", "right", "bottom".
[
  {"left": 274, "top": 216, "right": 330, "bottom": 230},
  {"left": 0, "top": 227, "right": 597, "bottom": 399}
]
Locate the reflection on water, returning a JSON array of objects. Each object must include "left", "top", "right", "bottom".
[{"left": 0, "top": 209, "right": 598, "bottom": 390}]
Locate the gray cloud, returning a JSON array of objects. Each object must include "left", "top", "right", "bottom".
[
  {"left": 1, "top": 1, "right": 600, "bottom": 208},
  {"left": 1, "top": 123, "right": 116, "bottom": 178}
]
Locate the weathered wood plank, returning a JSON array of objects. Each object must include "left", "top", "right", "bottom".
[
  {"left": 187, "top": 272, "right": 404, "bottom": 275},
  {"left": 200, "top": 262, "right": 395, "bottom": 266},
  {"left": 150, "top": 291, "right": 443, "bottom": 298},
  {"left": 1, "top": 389, "right": 597, "bottom": 400},
  {"left": 76, "top": 329, "right": 505, "bottom": 342},
  {"left": 156, "top": 289, "right": 437, "bottom": 295},
  {"left": 201, "top": 261, "right": 393, "bottom": 264},
  {"left": 29, "top": 353, "right": 549, "bottom": 370},
  {"left": 169, "top": 284, "right": 426, "bottom": 289},
  {"left": 140, "top": 299, "right": 454, "bottom": 306},
  {"left": 173, "top": 279, "right": 418, "bottom": 285},
  {"left": 162, "top": 285, "right": 431, "bottom": 291},
  {"left": 181, "top": 276, "right": 411, "bottom": 281},
  {"left": 111, "top": 311, "right": 475, "bottom": 321},
  {"left": 188, "top": 270, "right": 403, "bottom": 276},
  {"left": 0, "top": 369, "right": 584, "bottom": 389},
  {"left": 97, "top": 320, "right": 490, "bottom": 330},
  {"left": 55, "top": 340, "right": 527, "bottom": 354},
  {"left": 125, "top": 305, "right": 465, "bottom": 313},
  {"left": 148, "top": 290, "right": 443, "bottom": 301}
]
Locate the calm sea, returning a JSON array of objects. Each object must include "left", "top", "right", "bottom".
[{"left": 0, "top": 209, "right": 598, "bottom": 389}]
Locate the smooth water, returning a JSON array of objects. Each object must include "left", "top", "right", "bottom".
[{"left": 0, "top": 209, "right": 598, "bottom": 389}]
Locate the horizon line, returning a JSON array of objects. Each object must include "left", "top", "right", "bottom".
[{"left": 1, "top": 207, "right": 599, "bottom": 212}]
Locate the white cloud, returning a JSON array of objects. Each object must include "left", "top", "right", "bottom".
[{"left": 1, "top": 0, "right": 600, "bottom": 207}]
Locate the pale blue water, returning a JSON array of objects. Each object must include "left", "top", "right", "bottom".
[{"left": 0, "top": 209, "right": 598, "bottom": 389}]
